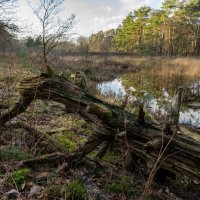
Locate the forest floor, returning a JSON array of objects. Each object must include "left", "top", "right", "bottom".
[{"left": 0, "top": 54, "right": 200, "bottom": 200}]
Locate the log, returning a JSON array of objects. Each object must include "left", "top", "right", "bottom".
[
  {"left": 17, "top": 152, "right": 66, "bottom": 167},
  {"left": 0, "top": 73, "right": 200, "bottom": 183},
  {"left": 6, "top": 121, "right": 70, "bottom": 154}
]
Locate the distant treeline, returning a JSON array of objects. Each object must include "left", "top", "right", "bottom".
[
  {"left": 87, "top": 0, "right": 200, "bottom": 56},
  {"left": 42, "top": 0, "right": 200, "bottom": 57},
  {"left": 0, "top": 0, "right": 199, "bottom": 57},
  {"left": 56, "top": 51, "right": 135, "bottom": 57}
]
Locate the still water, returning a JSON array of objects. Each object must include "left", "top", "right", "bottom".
[{"left": 97, "top": 78, "right": 200, "bottom": 127}]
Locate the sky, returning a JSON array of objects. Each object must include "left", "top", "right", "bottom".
[{"left": 16, "top": 0, "right": 164, "bottom": 39}]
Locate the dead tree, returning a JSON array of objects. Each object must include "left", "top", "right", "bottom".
[
  {"left": 0, "top": 73, "right": 200, "bottom": 183},
  {"left": 170, "top": 87, "right": 183, "bottom": 125}
]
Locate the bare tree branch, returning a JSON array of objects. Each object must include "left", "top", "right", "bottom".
[
  {"left": 0, "top": 0, "right": 18, "bottom": 39},
  {"left": 28, "top": 0, "right": 75, "bottom": 64}
]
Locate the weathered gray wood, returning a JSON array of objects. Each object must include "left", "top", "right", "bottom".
[
  {"left": 0, "top": 73, "right": 200, "bottom": 182},
  {"left": 171, "top": 87, "right": 183, "bottom": 125}
]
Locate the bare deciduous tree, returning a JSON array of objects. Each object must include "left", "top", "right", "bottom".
[
  {"left": 0, "top": 0, "right": 17, "bottom": 16},
  {"left": 77, "top": 36, "right": 89, "bottom": 53},
  {"left": 28, "top": 0, "right": 75, "bottom": 65},
  {"left": 0, "top": 0, "right": 18, "bottom": 39}
]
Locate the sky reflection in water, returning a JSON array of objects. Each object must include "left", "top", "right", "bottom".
[{"left": 97, "top": 78, "right": 200, "bottom": 127}]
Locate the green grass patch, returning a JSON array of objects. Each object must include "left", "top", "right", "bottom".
[
  {"left": 66, "top": 180, "right": 88, "bottom": 200},
  {"left": 1, "top": 146, "right": 32, "bottom": 161},
  {"left": 46, "top": 180, "right": 88, "bottom": 199},
  {"left": 10, "top": 168, "right": 30, "bottom": 187}
]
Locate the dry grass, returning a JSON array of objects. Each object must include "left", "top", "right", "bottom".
[
  {"left": 159, "top": 58, "right": 200, "bottom": 90},
  {"left": 1, "top": 53, "right": 200, "bottom": 93},
  {"left": 157, "top": 57, "right": 200, "bottom": 78},
  {"left": 1, "top": 53, "right": 200, "bottom": 200},
  {"left": 124, "top": 57, "right": 200, "bottom": 94}
]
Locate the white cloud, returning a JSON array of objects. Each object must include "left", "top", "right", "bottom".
[
  {"left": 119, "top": 0, "right": 153, "bottom": 12},
  {"left": 15, "top": 0, "right": 163, "bottom": 38},
  {"left": 91, "top": 15, "right": 124, "bottom": 24},
  {"left": 106, "top": 6, "right": 113, "bottom": 12},
  {"left": 89, "top": 15, "right": 124, "bottom": 33},
  {"left": 16, "top": 0, "right": 41, "bottom": 37}
]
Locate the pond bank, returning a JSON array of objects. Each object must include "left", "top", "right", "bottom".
[{"left": 96, "top": 77, "right": 200, "bottom": 127}]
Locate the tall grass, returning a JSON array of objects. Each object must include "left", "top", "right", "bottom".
[
  {"left": 119, "top": 57, "right": 200, "bottom": 95},
  {"left": 1, "top": 53, "right": 200, "bottom": 93}
]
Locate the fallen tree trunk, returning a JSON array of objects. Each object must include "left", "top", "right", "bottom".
[
  {"left": 6, "top": 121, "right": 70, "bottom": 154},
  {"left": 0, "top": 73, "right": 200, "bottom": 182}
]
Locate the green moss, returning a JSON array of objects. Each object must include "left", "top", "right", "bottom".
[
  {"left": 54, "top": 133, "right": 77, "bottom": 151},
  {"left": 88, "top": 103, "right": 113, "bottom": 121},
  {"left": 53, "top": 118, "right": 88, "bottom": 152},
  {"left": 1, "top": 146, "right": 32, "bottom": 161},
  {"left": 102, "top": 151, "right": 119, "bottom": 162},
  {"left": 10, "top": 168, "right": 30, "bottom": 187},
  {"left": 66, "top": 180, "right": 88, "bottom": 200},
  {"left": 52, "top": 115, "right": 91, "bottom": 152},
  {"left": 57, "top": 114, "right": 92, "bottom": 136},
  {"left": 63, "top": 92, "right": 82, "bottom": 102},
  {"left": 88, "top": 151, "right": 97, "bottom": 159}
]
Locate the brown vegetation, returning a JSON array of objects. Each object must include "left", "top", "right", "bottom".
[{"left": 1, "top": 54, "right": 200, "bottom": 199}]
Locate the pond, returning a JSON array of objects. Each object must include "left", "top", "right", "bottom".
[
  {"left": 97, "top": 78, "right": 200, "bottom": 127},
  {"left": 97, "top": 79, "right": 126, "bottom": 100}
]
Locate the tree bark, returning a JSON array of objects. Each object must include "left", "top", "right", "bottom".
[{"left": 0, "top": 73, "right": 200, "bottom": 182}]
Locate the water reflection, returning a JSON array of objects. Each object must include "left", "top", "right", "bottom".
[
  {"left": 191, "top": 80, "right": 200, "bottom": 95},
  {"left": 97, "top": 78, "right": 200, "bottom": 127},
  {"left": 180, "top": 109, "right": 200, "bottom": 127},
  {"left": 97, "top": 79, "right": 126, "bottom": 100}
]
